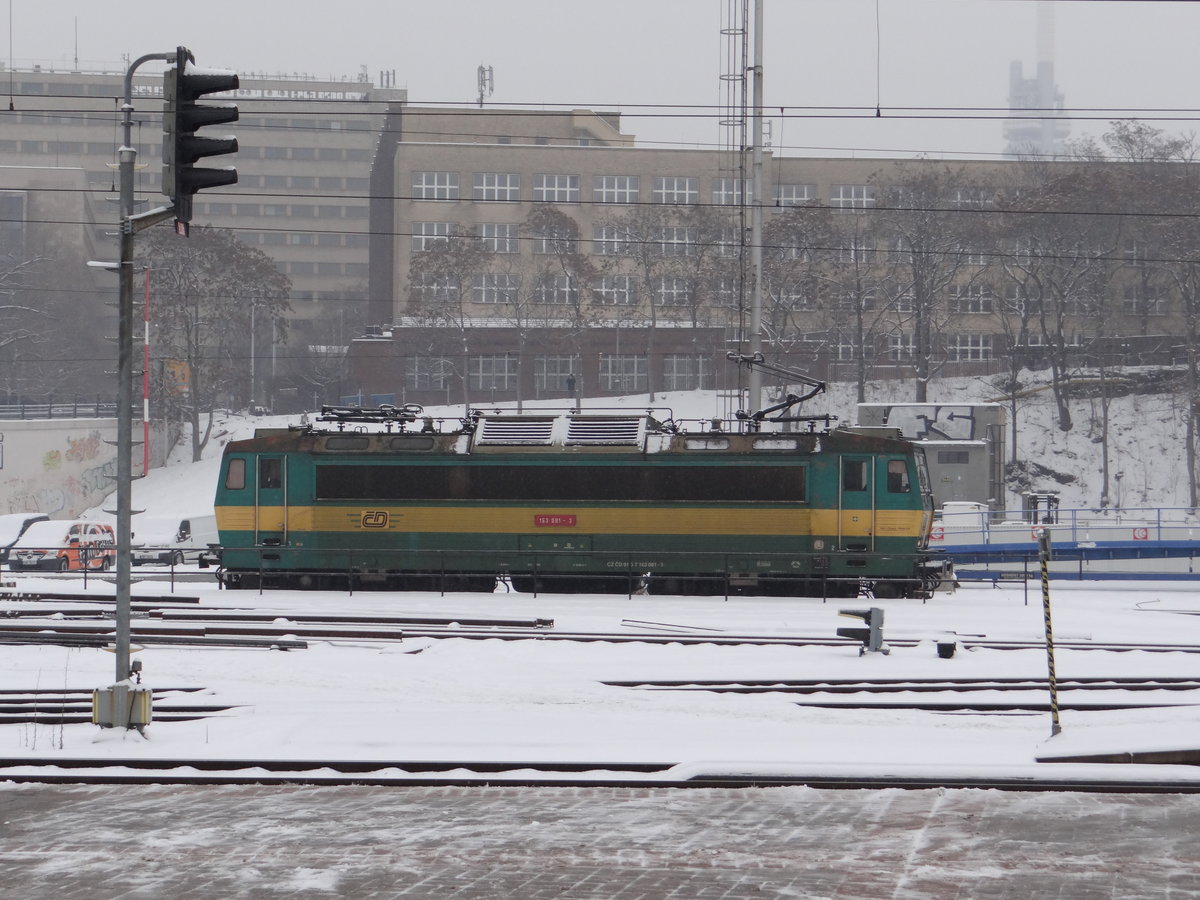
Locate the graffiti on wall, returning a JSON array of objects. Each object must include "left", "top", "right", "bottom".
[
  {"left": 65, "top": 431, "right": 102, "bottom": 463},
  {"left": 0, "top": 426, "right": 117, "bottom": 516}
]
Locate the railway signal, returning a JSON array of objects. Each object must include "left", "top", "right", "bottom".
[{"left": 162, "top": 45, "right": 239, "bottom": 231}]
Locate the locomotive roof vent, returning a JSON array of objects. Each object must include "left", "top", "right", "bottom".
[
  {"left": 472, "top": 413, "right": 648, "bottom": 449},
  {"left": 565, "top": 416, "right": 645, "bottom": 446},
  {"left": 475, "top": 416, "right": 557, "bottom": 445}
]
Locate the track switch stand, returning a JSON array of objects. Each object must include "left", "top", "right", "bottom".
[{"left": 838, "top": 607, "right": 888, "bottom": 655}]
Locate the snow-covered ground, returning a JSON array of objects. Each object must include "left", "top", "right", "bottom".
[
  {"left": 3, "top": 575, "right": 1200, "bottom": 782},
  {"left": 1, "top": 378, "right": 1186, "bottom": 781}
]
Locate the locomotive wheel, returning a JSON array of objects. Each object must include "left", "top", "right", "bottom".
[{"left": 871, "top": 581, "right": 901, "bottom": 600}]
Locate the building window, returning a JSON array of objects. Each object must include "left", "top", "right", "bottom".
[
  {"left": 410, "top": 274, "right": 460, "bottom": 303},
  {"left": 714, "top": 276, "right": 740, "bottom": 306},
  {"left": 1123, "top": 287, "right": 1165, "bottom": 316},
  {"left": 600, "top": 354, "right": 647, "bottom": 392},
  {"left": 411, "top": 221, "right": 453, "bottom": 251},
  {"left": 593, "top": 175, "right": 639, "bottom": 204},
  {"left": 469, "top": 355, "right": 518, "bottom": 392},
  {"left": 535, "top": 355, "right": 582, "bottom": 393},
  {"left": 716, "top": 226, "right": 742, "bottom": 259},
  {"left": 657, "top": 225, "right": 697, "bottom": 257},
  {"left": 833, "top": 338, "right": 858, "bottom": 361},
  {"left": 1124, "top": 242, "right": 1148, "bottom": 268},
  {"left": 948, "top": 333, "right": 993, "bottom": 361},
  {"left": 593, "top": 275, "right": 638, "bottom": 306},
  {"left": 0, "top": 191, "right": 27, "bottom": 257},
  {"left": 655, "top": 276, "right": 694, "bottom": 306},
  {"left": 829, "top": 184, "right": 876, "bottom": 210},
  {"left": 712, "top": 178, "right": 747, "bottom": 206},
  {"left": 950, "top": 187, "right": 990, "bottom": 209},
  {"left": 593, "top": 224, "right": 634, "bottom": 256},
  {"left": 652, "top": 176, "right": 698, "bottom": 205},
  {"left": 412, "top": 171, "right": 460, "bottom": 200},
  {"left": 950, "top": 283, "right": 993, "bottom": 314},
  {"left": 775, "top": 183, "right": 817, "bottom": 206},
  {"left": 531, "top": 226, "right": 577, "bottom": 255},
  {"left": 475, "top": 222, "right": 519, "bottom": 254},
  {"left": 405, "top": 356, "right": 453, "bottom": 390},
  {"left": 533, "top": 273, "right": 578, "bottom": 305},
  {"left": 771, "top": 280, "right": 813, "bottom": 310},
  {"left": 958, "top": 246, "right": 988, "bottom": 267},
  {"left": 533, "top": 174, "right": 580, "bottom": 203},
  {"left": 887, "top": 333, "right": 914, "bottom": 362},
  {"left": 832, "top": 289, "right": 875, "bottom": 311},
  {"left": 663, "top": 354, "right": 713, "bottom": 390},
  {"left": 473, "top": 173, "right": 520, "bottom": 201},
  {"left": 837, "top": 238, "right": 874, "bottom": 264},
  {"left": 472, "top": 272, "right": 519, "bottom": 304},
  {"left": 938, "top": 450, "right": 971, "bottom": 464},
  {"left": 774, "top": 236, "right": 810, "bottom": 262}
]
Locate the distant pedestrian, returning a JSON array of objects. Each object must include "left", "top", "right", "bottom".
[{"left": 566, "top": 374, "right": 576, "bottom": 395}]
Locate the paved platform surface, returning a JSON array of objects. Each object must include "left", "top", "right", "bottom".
[{"left": 2, "top": 783, "right": 1198, "bottom": 898}]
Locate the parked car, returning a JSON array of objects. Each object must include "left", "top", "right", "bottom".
[
  {"left": 131, "top": 514, "right": 218, "bottom": 566},
  {"left": 0, "top": 512, "right": 50, "bottom": 564},
  {"left": 10, "top": 520, "right": 116, "bottom": 572}
]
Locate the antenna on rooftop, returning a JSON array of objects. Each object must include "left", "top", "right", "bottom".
[{"left": 477, "top": 64, "right": 493, "bottom": 107}]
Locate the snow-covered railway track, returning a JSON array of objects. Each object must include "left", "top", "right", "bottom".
[
  {"left": 1, "top": 757, "right": 1199, "bottom": 792},
  {"left": 0, "top": 687, "right": 237, "bottom": 724},
  {"left": 606, "top": 675, "right": 1200, "bottom": 712},
  {"left": 7, "top": 611, "right": 1200, "bottom": 655}
]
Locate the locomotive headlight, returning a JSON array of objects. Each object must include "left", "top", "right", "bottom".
[{"left": 813, "top": 539, "right": 825, "bottom": 550}]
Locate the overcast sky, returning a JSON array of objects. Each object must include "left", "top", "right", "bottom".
[{"left": 5, "top": 0, "right": 1199, "bottom": 158}]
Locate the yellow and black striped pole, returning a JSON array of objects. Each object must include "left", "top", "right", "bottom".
[{"left": 1037, "top": 527, "right": 1062, "bottom": 737}]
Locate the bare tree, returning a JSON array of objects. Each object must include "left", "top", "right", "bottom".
[
  {"left": 873, "top": 165, "right": 991, "bottom": 402},
  {"left": 519, "top": 206, "right": 600, "bottom": 407},
  {"left": 594, "top": 203, "right": 720, "bottom": 400},
  {"left": 405, "top": 226, "right": 495, "bottom": 407},
  {"left": 139, "top": 226, "right": 291, "bottom": 461},
  {"left": 996, "top": 162, "right": 1122, "bottom": 434}
]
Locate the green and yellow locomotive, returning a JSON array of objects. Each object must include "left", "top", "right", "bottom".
[{"left": 213, "top": 405, "right": 937, "bottom": 597}]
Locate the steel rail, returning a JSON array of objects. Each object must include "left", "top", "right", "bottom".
[{"left": 0, "top": 759, "right": 1198, "bottom": 793}]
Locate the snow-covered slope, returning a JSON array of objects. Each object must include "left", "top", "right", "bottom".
[{"left": 88, "top": 370, "right": 1192, "bottom": 520}]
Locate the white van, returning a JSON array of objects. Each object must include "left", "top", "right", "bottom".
[
  {"left": 10, "top": 520, "right": 116, "bottom": 572},
  {"left": 0, "top": 513, "right": 50, "bottom": 564},
  {"left": 131, "top": 514, "right": 218, "bottom": 565}
]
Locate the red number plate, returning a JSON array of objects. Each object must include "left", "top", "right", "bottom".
[{"left": 534, "top": 514, "right": 577, "bottom": 527}]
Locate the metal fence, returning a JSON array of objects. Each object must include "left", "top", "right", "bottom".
[{"left": 0, "top": 397, "right": 118, "bottom": 420}]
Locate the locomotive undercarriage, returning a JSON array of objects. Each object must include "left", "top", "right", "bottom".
[{"left": 217, "top": 565, "right": 933, "bottom": 599}]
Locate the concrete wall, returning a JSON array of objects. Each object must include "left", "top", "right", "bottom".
[{"left": 0, "top": 418, "right": 168, "bottom": 518}]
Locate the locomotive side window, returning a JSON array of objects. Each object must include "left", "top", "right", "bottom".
[
  {"left": 886, "top": 460, "right": 910, "bottom": 493},
  {"left": 316, "top": 463, "right": 807, "bottom": 503},
  {"left": 259, "top": 458, "right": 282, "bottom": 489},
  {"left": 843, "top": 459, "right": 868, "bottom": 491},
  {"left": 225, "top": 458, "right": 246, "bottom": 490}
]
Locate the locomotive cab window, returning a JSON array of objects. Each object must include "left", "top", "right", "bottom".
[
  {"left": 886, "top": 460, "right": 910, "bottom": 493},
  {"left": 259, "top": 457, "right": 282, "bottom": 489},
  {"left": 842, "top": 459, "right": 869, "bottom": 492},
  {"left": 225, "top": 458, "right": 246, "bottom": 491}
]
